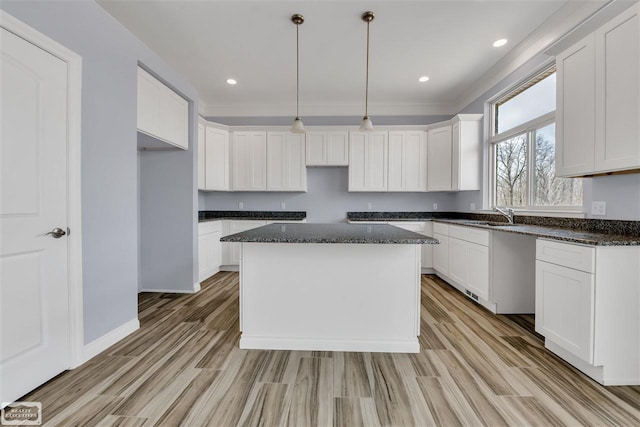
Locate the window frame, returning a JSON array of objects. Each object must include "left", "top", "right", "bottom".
[{"left": 486, "top": 67, "right": 584, "bottom": 215}]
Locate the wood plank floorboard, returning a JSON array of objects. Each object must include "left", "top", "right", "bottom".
[{"left": 15, "top": 271, "right": 640, "bottom": 426}]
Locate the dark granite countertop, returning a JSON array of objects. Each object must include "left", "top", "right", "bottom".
[
  {"left": 433, "top": 219, "right": 640, "bottom": 246},
  {"left": 220, "top": 223, "right": 439, "bottom": 244},
  {"left": 199, "top": 210, "right": 306, "bottom": 222},
  {"left": 347, "top": 211, "right": 640, "bottom": 246}
]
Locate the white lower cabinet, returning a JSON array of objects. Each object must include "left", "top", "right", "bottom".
[
  {"left": 433, "top": 222, "right": 536, "bottom": 314},
  {"left": 535, "top": 239, "right": 640, "bottom": 385},
  {"left": 222, "top": 220, "right": 266, "bottom": 267},
  {"left": 446, "top": 225, "right": 490, "bottom": 301},
  {"left": 198, "top": 221, "right": 222, "bottom": 282},
  {"left": 432, "top": 223, "right": 450, "bottom": 275}
]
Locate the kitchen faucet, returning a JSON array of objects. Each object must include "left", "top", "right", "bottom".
[{"left": 495, "top": 207, "right": 515, "bottom": 224}]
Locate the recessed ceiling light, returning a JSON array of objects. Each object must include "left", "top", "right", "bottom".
[
  {"left": 418, "top": 76, "right": 430, "bottom": 83},
  {"left": 226, "top": 78, "right": 237, "bottom": 85},
  {"left": 493, "top": 39, "right": 508, "bottom": 47}
]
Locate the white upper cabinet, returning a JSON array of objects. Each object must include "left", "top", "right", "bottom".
[
  {"left": 451, "top": 115, "right": 482, "bottom": 191},
  {"left": 594, "top": 5, "right": 640, "bottom": 173},
  {"left": 427, "top": 124, "right": 453, "bottom": 191},
  {"left": 137, "top": 67, "right": 188, "bottom": 150},
  {"left": 388, "top": 131, "right": 427, "bottom": 192},
  {"left": 205, "top": 126, "right": 231, "bottom": 191},
  {"left": 556, "top": 35, "right": 597, "bottom": 176},
  {"left": 556, "top": 4, "right": 640, "bottom": 177},
  {"left": 306, "top": 131, "right": 349, "bottom": 166},
  {"left": 267, "top": 132, "right": 307, "bottom": 191},
  {"left": 232, "top": 131, "right": 267, "bottom": 191},
  {"left": 197, "top": 121, "right": 206, "bottom": 190},
  {"left": 348, "top": 131, "right": 388, "bottom": 191}
]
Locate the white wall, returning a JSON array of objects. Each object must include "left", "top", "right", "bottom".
[{"left": 1, "top": 0, "right": 199, "bottom": 343}]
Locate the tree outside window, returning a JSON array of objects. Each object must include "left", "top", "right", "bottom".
[{"left": 491, "top": 70, "right": 582, "bottom": 209}]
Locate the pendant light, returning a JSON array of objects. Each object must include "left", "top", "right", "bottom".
[
  {"left": 290, "top": 14, "right": 305, "bottom": 134},
  {"left": 359, "top": 11, "right": 375, "bottom": 132}
]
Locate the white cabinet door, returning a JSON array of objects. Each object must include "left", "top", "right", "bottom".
[
  {"left": 387, "top": 131, "right": 426, "bottom": 192},
  {"left": 405, "top": 131, "right": 428, "bottom": 191},
  {"left": 467, "top": 242, "right": 489, "bottom": 300},
  {"left": 267, "top": 132, "right": 307, "bottom": 191},
  {"left": 451, "top": 115, "right": 482, "bottom": 191},
  {"left": 306, "top": 131, "right": 348, "bottom": 166},
  {"left": 594, "top": 5, "right": 640, "bottom": 172},
  {"left": 205, "top": 126, "right": 230, "bottom": 191},
  {"left": 198, "top": 231, "right": 221, "bottom": 281},
  {"left": 388, "top": 132, "right": 404, "bottom": 191},
  {"left": 448, "top": 237, "right": 468, "bottom": 285},
  {"left": 348, "top": 131, "right": 388, "bottom": 191},
  {"left": 198, "top": 233, "right": 209, "bottom": 280},
  {"left": 422, "top": 222, "right": 434, "bottom": 269},
  {"left": 535, "top": 260, "right": 595, "bottom": 363},
  {"left": 137, "top": 67, "right": 161, "bottom": 137},
  {"left": 197, "top": 122, "right": 206, "bottom": 190},
  {"left": 226, "top": 220, "right": 266, "bottom": 265},
  {"left": 433, "top": 232, "right": 449, "bottom": 275},
  {"left": 427, "top": 125, "right": 452, "bottom": 191},
  {"left": 158, "top": 89, "right": 188, "bottom": 149},
  {"left": 137, "top": 67, "right": 188, "bottom": 150},
  {"left": 232, "top": 132, "right": 267, "bottom": 191},
  {"left": 327, "top": 132, "right": 349, "bottom": 165},
  {"left": 556, "top": 35, "right": 596, "bottom": 177},
  {"left": 306, "top": 132, "right": 326, "bottom": 165}
]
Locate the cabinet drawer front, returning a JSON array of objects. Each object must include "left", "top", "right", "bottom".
[
  {"left": 449, "top": 224, "right": 489, "bottom": 246},
  {"left": 536, "top": 239, "right": 595, "bottom": 273},
  {"left": 199, "top": 221, "right": 222, "bottom": 235},
  {"left": 433, "top": 222, "right": 449, "bottom": 235}
]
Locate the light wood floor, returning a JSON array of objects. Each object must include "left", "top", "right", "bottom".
[{"left": 21, "top": 272, "right": 640, "bottom": 426}]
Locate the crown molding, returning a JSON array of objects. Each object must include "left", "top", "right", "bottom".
[{"left": 202, "top": 101, "right": 457, "bottom": 117}]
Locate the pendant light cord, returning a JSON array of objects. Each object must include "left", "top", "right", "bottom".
[
  {"left": 365, "top": 19, "right": 370, "bottom": 118},
  {"left": 296, "top": 22, "right": 300, "bottom": 118}
]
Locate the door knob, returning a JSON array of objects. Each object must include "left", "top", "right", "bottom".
[{"left": 46, "top": 227, "right": 67, "bottom": 239}]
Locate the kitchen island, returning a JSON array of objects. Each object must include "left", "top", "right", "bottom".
[{"left": 221, "top": 223, "right": 438, "bottom": 353}]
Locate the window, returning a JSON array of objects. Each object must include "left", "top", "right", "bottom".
[{"left": 490, "top": 68, "right": 582, "bottom": 210}]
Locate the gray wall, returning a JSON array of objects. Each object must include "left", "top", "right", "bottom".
[
  {"left": 203, "top": 168, "right": 456, "bottom": 223},
  {"left": 2, "top": 0, "right": 199, "bottom": 343}
]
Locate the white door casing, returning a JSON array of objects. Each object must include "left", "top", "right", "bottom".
[{"left": 0, "top": 11, "right": 83, "bottom": 404}]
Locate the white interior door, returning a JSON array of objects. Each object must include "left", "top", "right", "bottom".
[{"left": 1, "top": 27, "right": 71, "bottom": 404}]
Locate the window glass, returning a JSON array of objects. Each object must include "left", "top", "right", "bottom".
[
  {"left": 496, "top": 73, "right": 556, "bottom": 133},
  {"left": 534, "top": 123, "right": 583, "bottom": 206},
  {"left": 495, "top": 134, "right": 528, "bottom": 207}
]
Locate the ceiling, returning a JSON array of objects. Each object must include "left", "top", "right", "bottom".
[{"left": 97, "top": 0, "right": 604, "bottom": 117}]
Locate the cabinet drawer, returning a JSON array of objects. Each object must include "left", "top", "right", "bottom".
[
  {"left": 449, "top": 224, "right": 489, "bottom": 246},
  {"left": 433, "top": 222, "right": 449, "bottom": 235},
  {"left": 536, "top": 239, "right": 595, "bottom": 273},
  {"left": 199, "top": 220, "right": 222, "bottom": 235}
]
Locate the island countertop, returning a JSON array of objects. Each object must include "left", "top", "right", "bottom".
[{"left": 220, "top": 223, "right": 439, "bottom": 244}]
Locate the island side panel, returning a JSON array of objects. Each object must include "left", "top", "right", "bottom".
[{"left": 239, "top": 242, "right": 421, "bottom": 352}]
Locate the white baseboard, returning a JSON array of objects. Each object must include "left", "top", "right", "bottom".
[
  {"left": 139, "top": 288, "right": 197, "bottom": 294},
  {"left": 193, "top": 282, "right": 201, "bottom": 292},
  {"left": 82, "top": 318, "right": 139, "bottom": 363},
  {"left": 220, "top": 265, "right": 239, "bottom": 272},
  {"left": 240, "top": 336, "right": 420, "bottom": 353}
]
